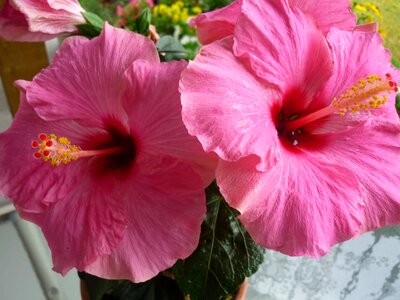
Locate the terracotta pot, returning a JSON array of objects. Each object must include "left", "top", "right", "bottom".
[
  {"left": 80, "top": 280, "right": 90, "bottom": 300},
  {"left": 81, "top": 278, "right": 248, "bottom": 300},
  {"left": 235, "top": 279, "right": 249, "bottom": 300}
]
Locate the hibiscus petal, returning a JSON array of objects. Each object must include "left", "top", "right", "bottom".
[
  {"left": 288, "top": 0, "right": 356, "bottom": 35},
  {"left": 326, "top": 121, "right": 400, "bottom": 233},
  {"left": 41, "top": 175, "right": 127, "bottom": 274},
  {"left": 317, "top": 28, "right": 400, "bottom": 120},
  {"left": 180, "top": 37, "right": 281, "bottom": 170},
  {"left": 124, "top": 60, "right": 217, "bottom": 186},
  {"left": 217, "top": 153, "right": 364, "bottom": 257},
  {"left": 0, "top": 83, "right": 126, "bottom": 274},
  {"left": 84, "top": 155, "right": 206, "bottom": 282},
  {"left": 27, "top": 23, "right": 160, "bottom": 127},
  {"left": 12, "top": 0, "right": 84, "bottom": 34},
  {"left": 46, "top": 0, "right": 84, "bottom": 13},
  {"left": 0, "top": 81, "right": 103, "bottom": 212},
  {"left": 0, "top": 1, "right": 57, "bottom": 41},
  {"left": 190, "top": 0, "right": 241, "bottom": 45},
  {"left": 233, "top": 0, "right": 333, "bottom": 103},
  {"left": 191, "top": 0, "right": 355, "bottom": 45},
  {"left": 355, "top": 23, "right": 378, "bottom": 32}
]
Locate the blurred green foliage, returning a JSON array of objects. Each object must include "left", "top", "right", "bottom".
[
  {"left": 77, "top": 0, "right": 234, "bottom": 58},
  {"left": 153, "top": 0, "right": 233, "bottom": 12},
  {"left": 198, "top": 0, "right": 233, "bottom": 11},
  {"left": 79, "top": 0, "right": 116, "bottom": 22},
  {"left": 352, "top": 0, "right": 400, "bottom": 62},
  {"left": 352, "top": 1, "right": 386, "bottom": 37}
]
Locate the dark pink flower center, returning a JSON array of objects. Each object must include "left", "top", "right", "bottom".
[
  {"left": 276, "top": 73, "right": 397, "bottom": 149},
  {"left": 89, "top": 124, "right": 137, "bottom": 176},
  {"left": 32, "top": 123, "right": 137, "bottom": 176}
]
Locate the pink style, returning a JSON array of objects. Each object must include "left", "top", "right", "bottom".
[
  {"left": 181, "top": 0, "right": 400, "bottom": 257},
  {"left": 0, "top": 0, "right": 85, "bottom": 41},
  {"left": 0, "top": 24, "right": 216, "bottom": 282}
]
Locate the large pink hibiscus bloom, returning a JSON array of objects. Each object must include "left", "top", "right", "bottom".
[
  {"left": 191, "top": 0, "right": 357, "bottom": 45},
  {"left": 181, "top": 0, "right": 400, "bottom": 257},
  {"left": 0, "top": 24, "right": 216, "bottom": 282},
  {"left": 0, "top": 0, "right": 85, "bottom": 41}
]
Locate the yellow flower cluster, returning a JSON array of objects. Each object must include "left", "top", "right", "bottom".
[
  {"left": 352, "top": 1, "right": 386, "bottom": 37},
  {"left": 353, "top": 2, "right": 382, "bottom": 18},
  {"left": 152, "top": 1, "right": 202, "bottom": 24}
]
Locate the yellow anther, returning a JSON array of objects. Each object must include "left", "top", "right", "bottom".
[
  {"left": 58, "top": 137, "right": 71, "bottom": 145},
  {"left": 32, "top": 134, "right": 81, "bottom": 167},
  {"left": 285, "top": 73, "right": 397, "bottom": 131},
  {"left": 334, "top": 74, "right": 396, "bottom": 117}
]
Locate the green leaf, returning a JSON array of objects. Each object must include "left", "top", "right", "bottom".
[
  {"left": 76, "top": 12, "right": 105, "bottom": 38},
  {"left": 78, "top": 272, "right": 119, "bottom": 300},
  {"left": 82, "top": 12, "right": 105, "bottom": 30},
  {"left": 76, "top": 23, "right": 102, "bottom": 39},
  {"left": 78, "top": 0, "right": 115, "bottom": 22},
  {"left": 173, "top": 182, "right": 265, "bottom": 300},
  {"left": 396, "top": 93, "right": 400, "bottom": 110},
  {"left": 201, "top": 0, "right": 235, "bottom": 11},
  {"left": 134, "top": 8, "right": 152, "bottom": 36},
  {"left": 156, "top": 36, "right": 189, "bottom": 61}
]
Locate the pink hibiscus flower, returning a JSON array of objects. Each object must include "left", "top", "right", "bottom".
[
  {"left": 181, "top": 0, "right": 400, "bottom": 257},
  {"left": 0, "top": 0, "right": 85, "bottom": 42},
  {"left": 190, "top": 0, "right": 357, "bottom": 45},
  {"left": 0, "top": 23, "right": 216, "bottom": 282}
]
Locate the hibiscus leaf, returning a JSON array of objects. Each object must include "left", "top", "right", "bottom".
[
  {"left": 172, "top": 182, "right": 265, "bottom": 300},
  {"left": 78, "top": 272, "right": 119, "bottom": 300}
]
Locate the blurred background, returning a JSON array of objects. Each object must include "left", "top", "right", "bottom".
[{"left": 0, "top": 0, "right": 399, "bottom": 299}]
